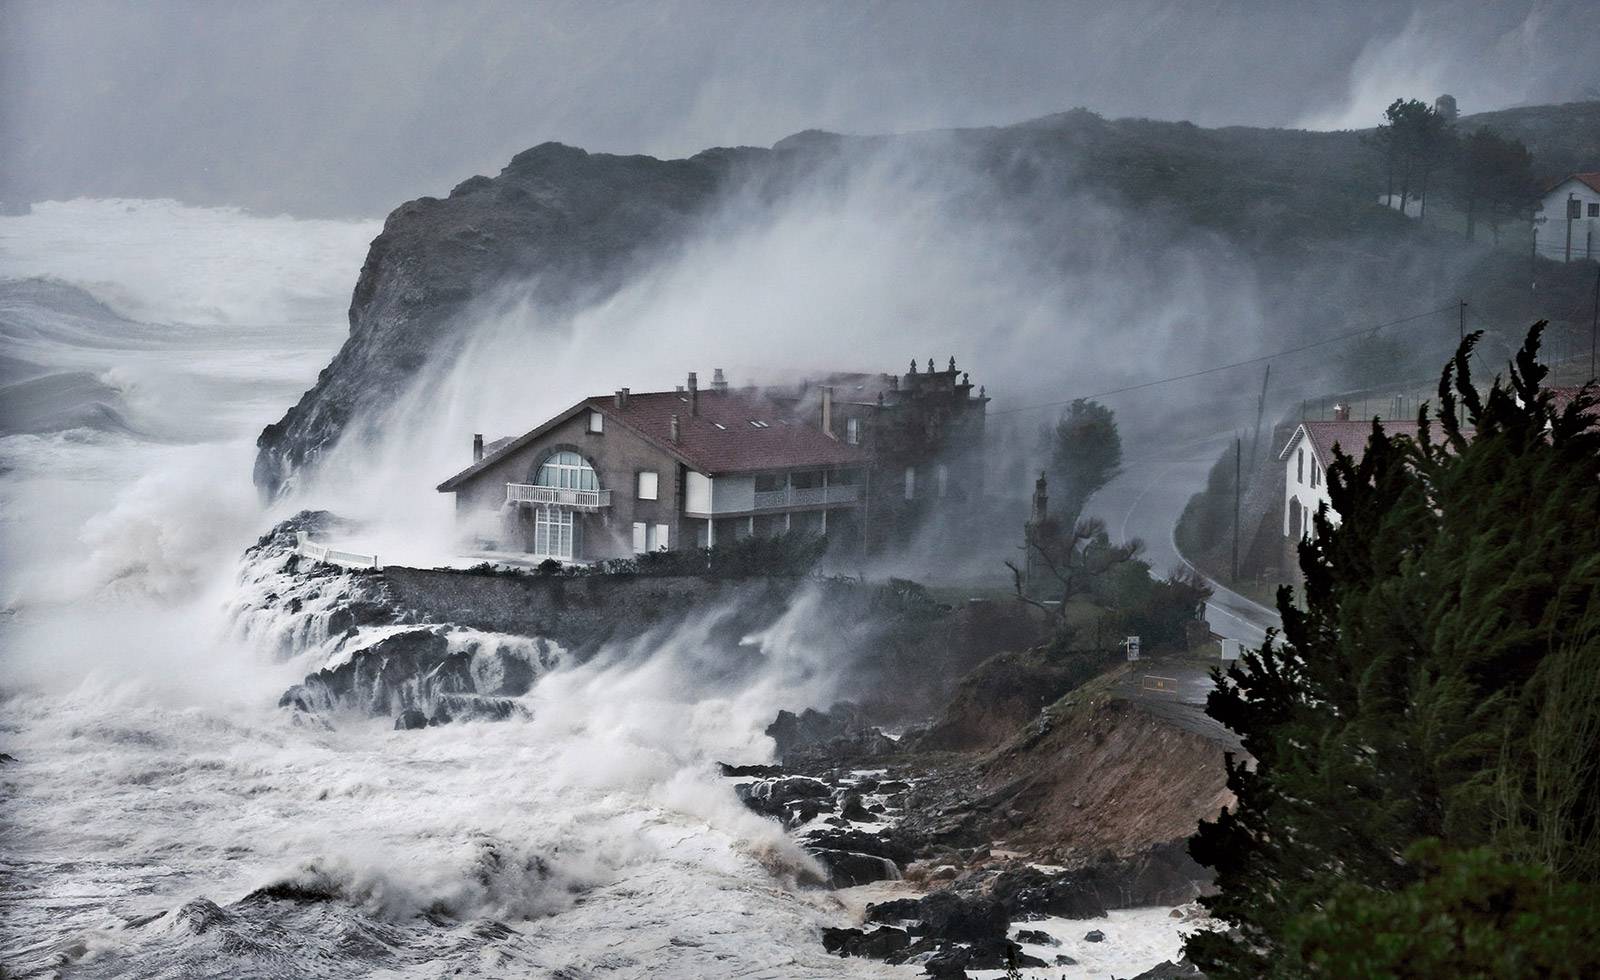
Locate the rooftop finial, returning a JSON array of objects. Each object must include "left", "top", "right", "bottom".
[
  {"left": 927, "top": 357, "right": 935, "bottom": 374},
  {"left": 909, "top": 358, "right": 917, "bottom": 375},
  {"left": 948, "top": 356, "right": 956, "bottom": 372}
]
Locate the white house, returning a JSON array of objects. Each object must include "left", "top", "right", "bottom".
[
  {"left": 1278, "top": 407, "right": 1421, "bottom": 541},
  {"left": 1534, "top": 173, "right": 1600, "bottom": 263}
]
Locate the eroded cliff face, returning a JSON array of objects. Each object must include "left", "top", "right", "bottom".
[{"left": 252, "top": 141, "right": 756, "bottom": 498}]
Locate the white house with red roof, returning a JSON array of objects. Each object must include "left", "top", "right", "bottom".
[
  {"left": 438, "top": 361, "right": 988, "bottom": 563},
  {"left": 1534, "top": 172, "right": 1600, "bottom": 263},
  {"left": 1278, "top": 405, "right": 1421, "bottom": 541}
]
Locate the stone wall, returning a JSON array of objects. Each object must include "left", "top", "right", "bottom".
[{"left": 381, "top": 566, "right": 804, "bottom": 652}]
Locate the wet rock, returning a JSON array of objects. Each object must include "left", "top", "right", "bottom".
[
  {"left": 1084, "top": 929, "right": 1105, "bottom": 942},
  {"left": 1123, "top": 957, "right": 1205, "bottom": 978},
  {"left": 986, "top": 865, "right": 1109, "bottom": 919},
  {"left": 821, "top": 926, "right": 910, "bottom": 959},
  {"left": 867, "top": 891, "right": 1008, "bottom": 944},
  {"left": 1055, "top": 953, "right": 1080, "bottom": 965},
  {"left": 803, "top": 828, "right": 915, "bottom": 867},
  {"left": 766, "top": 705, "right": 897, "bottom": 767},
  {"left": 839, "top": 793, "right": 874, "bottom": 822},
  {"left": 1016, "top": 928, "right": 1058, "bottom": 946},
  {"left": 394, "top": 708, "right": 428, "bottom": 730},
  {"left": 717, "top": 762, "right": 785, "bottom": 778},
  {"left": 810, "top": 849, "right": 900, "bottom": 888},
  {"left": 750, "top": 775, "right": 831, "bottom": 805},
  {"left": 785, "top": 797, "right": 836, "bottom": 829}
]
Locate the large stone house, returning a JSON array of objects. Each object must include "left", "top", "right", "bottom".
[{"left": 437, "top": 359, "right": 988, "bottom": 563}]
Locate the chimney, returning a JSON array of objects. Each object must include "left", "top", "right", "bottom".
[
  {"left": 472, "top": 433, "right": 484, "bottom": 462},
  {"left": 712, "top": 368, "right": 728, "bottom": 393},
  {"left": 1333, "top": 403, "right": 1350, "bottom": 422},
  {"left": 614, "top": 390, "right": 624, "bottom": 409},
  {"left": 621, "top": 387, "right": 630, "bottom": 408},
  {"left": 820, "top": 385, "right": 834, "bottom": 438},
  {"left": 1031, "top": 471, "right": 1049, "bottom": 523},
  {"left": 687, "top": 371, "right": 699, "bottom": 416},
  {"left": 670, "top": 414, "right": 681, "bottom": 444}
]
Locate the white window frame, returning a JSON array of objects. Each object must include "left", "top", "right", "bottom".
[
  {"left": 637, "top": 470, "right": 659, "bottom": 500},
  {"left": 634, "top": 522, "right": 669, "bottom": 553},
  {"left": 588, "top": 410, "right": 604, "bottom": 433},
  {"left": 535, "top": 505, "right": 574, "bottom": 560},
  {"left": 846, "top": 417, "right": 861, "bottom": 445},
  {"left": 535, "top": 451, "right": 599, "bottom": 491}
]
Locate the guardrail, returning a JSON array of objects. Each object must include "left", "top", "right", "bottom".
[
  {"left": 751, "top": 484, "right": 861, "bottom": 510},
  {"left": 505, "top": 484, "right": 611, "bottom": 510},
  {"left": 1141, "top": 674, "right": 1180, "bottom": 694},
  {"left": 295, "top": 531, "right": 380, "bottom": 570}
]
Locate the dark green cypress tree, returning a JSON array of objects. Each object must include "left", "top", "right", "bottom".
[{"left": 1187, "top": 324, "right": 1600, "bottom": 977}]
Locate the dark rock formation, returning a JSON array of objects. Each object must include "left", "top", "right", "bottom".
[
  {"left": 809, "top": 849, "right": 900, "bottom": 888},
  {"left": 821, "top": 926, "right": 910, "bottom": 959},
  {"left": 765, "top": 704, "right": 898, "bottom": 767},
  {"left": 1121, "top": 957, "right": 1206, "bottom": 979},
  {"left": 277, "top": 626, "right": 555, "bottom": 721}
]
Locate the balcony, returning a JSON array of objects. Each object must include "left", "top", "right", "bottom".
[
  {"left": 751, "top": 484, "right": 860, "bottom": 510},
  {"left": 505, "top": 483, "right": 612, "bottom": 511}
]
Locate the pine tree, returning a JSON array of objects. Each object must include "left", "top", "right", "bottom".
[{"left": 1187, "top": 324, "right": 1600, "bottom": 977}]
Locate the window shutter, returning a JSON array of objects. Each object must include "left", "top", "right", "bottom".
[
  {"left": 638, "top": 471, "right": 658, "bottom": 500},
  {"left": 655, "top": 523, "right": 669, "bottom": 551},
  {"left": 632, "top": 522, "right": 647, "bottom": 554}
]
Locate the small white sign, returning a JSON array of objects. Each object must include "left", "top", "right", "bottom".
[{"left": 1125, "top": 635, "right": 1141, "bottom": 661}]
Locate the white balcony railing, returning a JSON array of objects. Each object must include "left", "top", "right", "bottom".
[
  {"left": 505, "top": 483, "right": 612, "bottom": 511},
  {"left": 295, "top": 531, "right": 380, "bottom": 569},
  {"left": 751, "top": 484, "right": 860, "bottom": 510}
]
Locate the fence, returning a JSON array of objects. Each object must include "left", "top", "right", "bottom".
[{"left": 295, "top": 531, "right": 380, "bottom": 570}]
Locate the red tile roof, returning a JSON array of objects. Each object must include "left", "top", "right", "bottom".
[
  {"left": 1547, "top": 172, "right": 1600, "bottom": 195},
  {"left": 586, "top": 389, "right": 866, "bottom": 474},
  {"left": 438, "top": 388, "right": 864, "bottom": 491},
  {"left": 1280, "top": 420, "right": 1420, "bottom": 467}
]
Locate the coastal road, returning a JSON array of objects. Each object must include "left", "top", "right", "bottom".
[{"left": 1087, "top": 432, "right": 1281, "bottom": 648}]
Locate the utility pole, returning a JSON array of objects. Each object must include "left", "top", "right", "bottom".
[
  {"left": 1231, "top": 436, "right": 1241, "bottom": 582},
  {"left": 1567, "top": 193, "right": 1576, "bottom": 264},
  {"left": 1249, "top": 364, "right": 1270, "bottom": 464}
]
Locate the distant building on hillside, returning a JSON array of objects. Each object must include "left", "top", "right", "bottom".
[
  {"left": 437, "top": 359, "right": 989, "bottom": 563},
  {"left": 1534, "top": 172, "right": 1600, "bottom": 262},
  {"left": 1433, "top": 94, "right": 1458, "bottom": 122}
]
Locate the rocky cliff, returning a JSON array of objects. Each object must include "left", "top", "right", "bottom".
[{"left": 252, "top": 142, "right": 759, "bottom": 496}]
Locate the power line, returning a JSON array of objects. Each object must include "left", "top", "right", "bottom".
[{"left": 992, "top": 304, "right": 1458, "bottom": 417}]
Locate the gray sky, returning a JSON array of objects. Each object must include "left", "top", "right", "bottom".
[{"left": 3, "top": 0, "right": 1595, "bottom": 215}]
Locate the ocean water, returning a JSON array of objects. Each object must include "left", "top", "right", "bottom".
[
  {"left": 0, "top": 199, "right": 1190, "bottom": 978},
  {"left": 0, "top": 199, "right": 898, "bottom": 979}
]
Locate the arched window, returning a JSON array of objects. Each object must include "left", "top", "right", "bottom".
[
  {"left": 1296, "top": 448, "right": 1304, "bottom": 484},
  {"left": 535, "top": 451, "right": 599, "bottom": 491},
  {"left": 1288, "top": 497, "right": 1302, "bottom": 539}
]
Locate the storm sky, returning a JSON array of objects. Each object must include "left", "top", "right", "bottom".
[{"left": 3, "top": 0, "right": 1596, "bottom": 216}]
